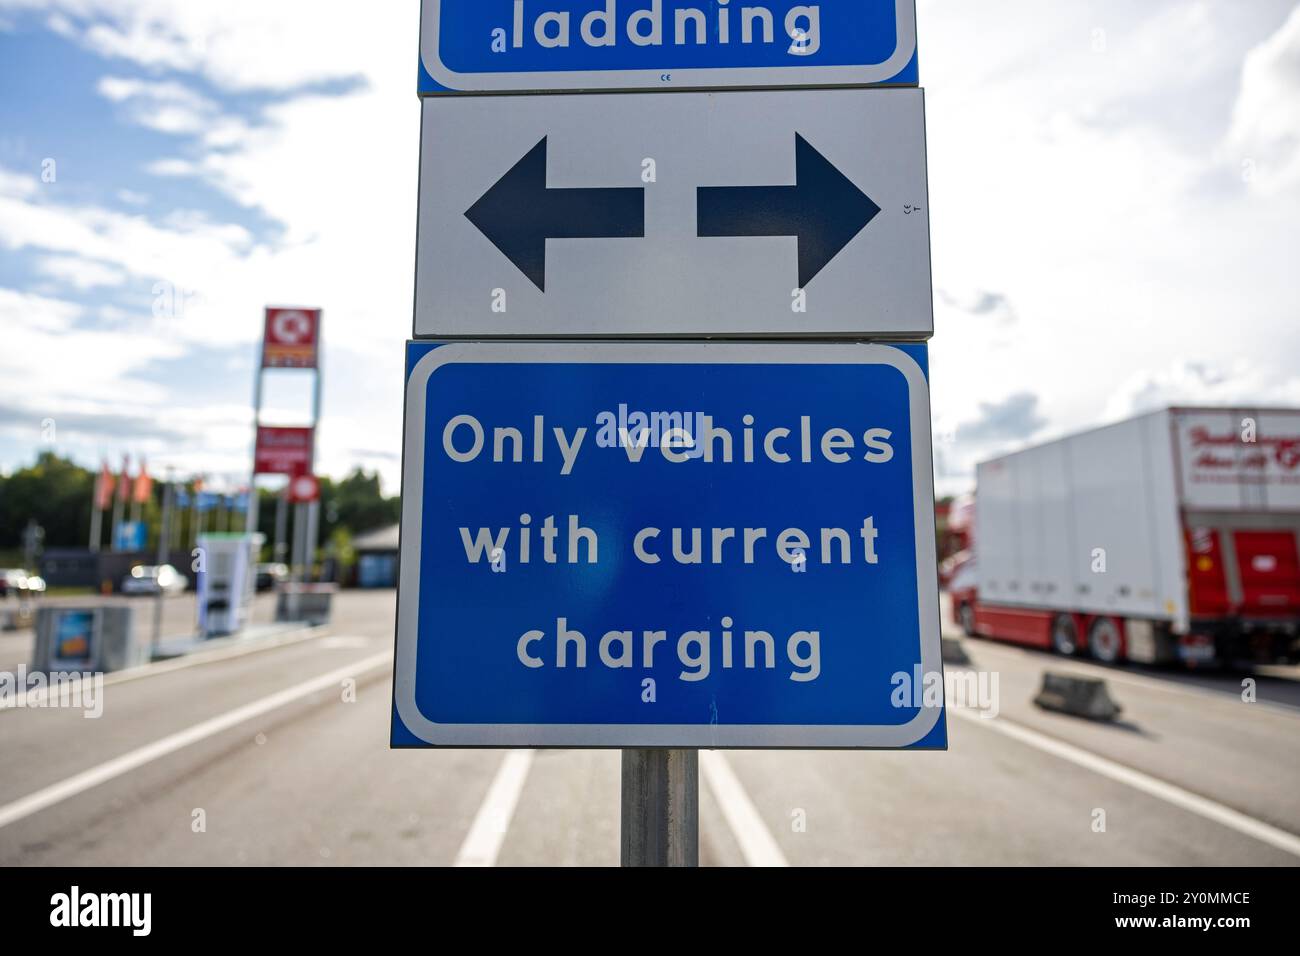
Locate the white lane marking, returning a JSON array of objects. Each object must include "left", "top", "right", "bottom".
[
  {"left": 952, "top": 707, "right": 1300, "bottom": 859},
  {"left": 454, "top": 750, "right": 535, "bottom": 867},
  {"left": 700, "top": 750, "right": 789, "bottom": 867},
  {"left": 0, "top": 651, "right": 390, "bottom": 831},
  {"left": 319, "top": 636, "right": 374, "bottom": 650}
]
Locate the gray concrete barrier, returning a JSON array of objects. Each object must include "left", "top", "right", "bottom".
[
  {"left": 275, "top": 584, "right": 338, "bottom": 627},
  {"left": 31, "top": 605, "right": 144, "bottom": 673},
  {"left": 1033, "top": 671, "right": 1123, "bottom": 721},
  {"left": 941, "top": 637, "right": 971, "bottom": 665}
]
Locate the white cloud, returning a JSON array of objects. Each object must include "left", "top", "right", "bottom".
[
  {"left": 0, "top": 288, "right": 185, "bottom": 417},
  {"left": 0, "top": 179, "right": 259, "bottom": 345},
  {"left": 0, "top": 287, "right": 81, "bottom": 333},
  {"left": 1105, "top": 359, "right": 1300, "bottom": 420},
  {"left": 144, "top": 157, "right": 196, "bottom": 177},
  {"left": 36, "top": 253, "right": 128, "bottom": 289},
  {"left": 1225, "top": 5, "right": 1300, "bottom": 195},
  {"left": 2, "top": 0, "right": 377, "bottom": 92},
  {"left": 98, "top": 75, "right": 218, "bottom": 136},
  {"left": 98, "top": 74, "right": 255, "bottom": 147},
  {"left": 919, "top": 0, "right": 1300, "bottom": 496},
  {"left": 0, "top": 166, "right": 38, "bottom": 198}
]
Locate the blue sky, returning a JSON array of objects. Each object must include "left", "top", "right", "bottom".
[
  {"left": 2, "top": 0, "right": 1299, "bottom": 496},
  {"left": 0, "top": 0, "right": 420, "bottom": 493}
]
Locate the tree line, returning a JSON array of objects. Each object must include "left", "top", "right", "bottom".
[{"left": 0, "top": 452, "right": 400, "bottom": 565}]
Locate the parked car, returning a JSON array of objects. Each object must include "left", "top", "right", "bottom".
[
  {"left": 0, "top": 569, "right": 40, "bottom": 598},
  {"left": 256, "top": 563, "right": 289, "bottom": 592},
  {"left": 121, "top": 564, "right": 189, "bottom": 596}
]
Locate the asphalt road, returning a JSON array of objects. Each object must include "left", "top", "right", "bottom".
[{"left": 1, "top": 590, "right": 1297, "bottom": 866}]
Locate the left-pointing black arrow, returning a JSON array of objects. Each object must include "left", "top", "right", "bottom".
[
  {"left": 697, "top": 134, "right": 881, "bottom": 288},
  {"left": 465, "top": 136, "right": 646, "bottom": 292}
]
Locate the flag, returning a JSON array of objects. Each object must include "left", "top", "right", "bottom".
[
  {"left": 118, "top": 455, "right": 131, "bottom": 502},
  {"left": 94, "top": 461, "right": 115, "bottom": 510},
  {"left": 133, "top": 458, "right": 153, "bottom": 504}
]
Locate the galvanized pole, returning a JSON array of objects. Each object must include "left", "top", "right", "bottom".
[
  {"left": 273, "top": 486, "right": 288, "bottom": 562},
  {"left": 151, "top": 477, "right": 173, "bottom": 655},
  {"left": 88, "top": 488, "right": 102, "bottom": 552},
  {"left": 246, "top": 329, "right": 265, "bottom": 535},
  {"left": 620, "top": 749, "right": 699, "bottom": 867},
  {"left": 110, "top": 461, "right": 126, "bottom": 552},
  {"left": 288, "top": 501, "right": 305, "bottom": 621},
  {"left": 303, "top": 499, "right": 319, "bottom": 583}
]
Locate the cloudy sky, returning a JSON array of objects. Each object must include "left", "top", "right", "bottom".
[{"left": 1, "top": 0, "right": 1298, "bottom": 496}]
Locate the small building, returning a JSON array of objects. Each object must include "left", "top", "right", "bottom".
[{"left": 353, "top": 524, "right": 399, "bottom": 588}]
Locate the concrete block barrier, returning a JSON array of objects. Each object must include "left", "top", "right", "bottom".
[{"left": 1033, "top": 671, "right": 1122, "bottom": 722}]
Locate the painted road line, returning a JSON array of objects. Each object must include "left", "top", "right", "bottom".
[
  {"left": 453, "top": 750, "right": 535, "bottom": 867},
  {"left": 0, "top": 651, "right": 390, "bottom": 831},
  {"left": 700, "top": 750, "right": 789, "bottom": 867},
  {"left": 952, "top": 707, "right": 1300, "bottom": 859}
]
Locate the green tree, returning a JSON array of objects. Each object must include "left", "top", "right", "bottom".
[
  {"left": 318, "top": 469, "right": 399, "bottom": 547},
  {"left": 0, "top": 452, "right": 94, "bottom": 554},
  {"left": 0, "top": 455, "right": 401, "bottom": 564}
]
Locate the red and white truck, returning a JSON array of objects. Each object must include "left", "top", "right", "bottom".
[{"left": 950, "top": 407, "right": 1300, "bottom": 667}]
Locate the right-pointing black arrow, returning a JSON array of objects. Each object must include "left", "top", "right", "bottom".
[
  {"left": 697, "top": 134, "right": 881, "bottom": 287},
  {"left": 466, "top": 136, "right": 646, "bottom": 292}
]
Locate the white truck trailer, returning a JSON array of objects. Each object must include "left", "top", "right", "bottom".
[{"left": 956, "top": 407, "right": 1300, "bottom": 667}]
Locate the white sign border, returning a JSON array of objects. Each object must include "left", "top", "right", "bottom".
[
  {"left": 419, "top": 0, "right": 917, "bottom": 94},
  {"left": 394, "top": 341, "right": 944, "bottom": 748}
]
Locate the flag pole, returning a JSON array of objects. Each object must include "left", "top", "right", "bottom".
[
  {"left": 89, "top": 464, "right": 104, "bottom": 552},
  {"left": 110, "top": 456, "right": 128, "bottom": 552}
]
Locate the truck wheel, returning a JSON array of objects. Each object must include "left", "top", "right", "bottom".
[
  {"left": 1088, "top": 617, "right": 1124, "bottom": 664},
  {"left": 958, "top": 602, "right": 977, "bottom": 637},
  {"left": 1051, "top": 615, "right": 1080, "bottom": 656}
]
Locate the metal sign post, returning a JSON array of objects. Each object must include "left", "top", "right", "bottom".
[
  {"left": 288, "top": 501, "right": 305, "bottom": 622},
  {"left": 621, "top": 749, "right": 698, "bottom": 867},
  {"left": 151, "top": 477, "right": 173, "bottom": 655},
  {"left": 274, "top": 487, "right": 288, "bottom": 562}
]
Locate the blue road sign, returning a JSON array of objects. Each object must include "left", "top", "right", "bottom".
[
  {"left": 113, "top": 521, "right": 146, "bottom": 552},
  {"left": 393, "top": 341, "right": 945, "bottom": 748},
  {"left": 419, "top": 0, "right": 919, "bottom": 94}
]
